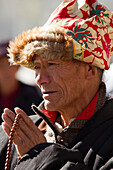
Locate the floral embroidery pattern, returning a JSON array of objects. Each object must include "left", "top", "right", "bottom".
[
  {"left": 90, "top": 4, "right": 109, "bottom": 24},
  {"left": 67, "top": 27, "right": 95, "bottom": 48},
  {"left": 46, "top": 0, "right": 113, "bottom": 69}
]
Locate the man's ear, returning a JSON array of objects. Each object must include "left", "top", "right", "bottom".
[{"left": 86, "top": 65, "right": 97, "bottom": 80}]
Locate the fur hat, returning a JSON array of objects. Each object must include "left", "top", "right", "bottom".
[{"left": 8, "top": 0, "right": 113, "bottom": 70}]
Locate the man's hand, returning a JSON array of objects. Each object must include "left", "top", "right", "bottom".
[{"left": 2, "top": 107, "right": 47, "bottom": 157}]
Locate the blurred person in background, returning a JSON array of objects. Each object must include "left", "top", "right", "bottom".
[{"left": 0, "top": 41, "right": 43, "bottom": 124}]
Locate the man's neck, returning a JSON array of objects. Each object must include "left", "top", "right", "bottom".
[{"left": 59, "top": 86, "right": 99, "bottom": 127}]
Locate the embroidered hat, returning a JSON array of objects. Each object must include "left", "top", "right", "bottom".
[{"left": 8, "top": 0, "right": 113, "bottom": 70}]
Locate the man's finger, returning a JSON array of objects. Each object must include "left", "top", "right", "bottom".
[
  {"left": 14, "top": 107, "right": 38, "bottom": 133},
  {"left": 4, "top": 108, "right": 15, "bottom": 120},
  {"left": 2, "top": 122, "right": 11, "bottom": 136},
  {"left": 2, "top": 112, "right": 14, "bottom": 129},
  {"left": 14, "top": 108, "right": 46, "bottom": 144},
  {"left": 15, "top": 117, "right": 35, "bottom": 141}
]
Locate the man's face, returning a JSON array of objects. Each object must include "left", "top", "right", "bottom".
[{"left": 34, "top": 57, "right": 86, "bottom": 112}]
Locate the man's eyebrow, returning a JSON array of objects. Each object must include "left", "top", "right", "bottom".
[{"left": 33, "top": 60, "right": 40, "bottom": 64}]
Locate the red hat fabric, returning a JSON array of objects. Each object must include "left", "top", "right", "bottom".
[
  {"left": 8, "top": 0, "right": 113, "bottom": 70},
  {"left": 43, "top": 0, "right": 113, "bottom": 69}
]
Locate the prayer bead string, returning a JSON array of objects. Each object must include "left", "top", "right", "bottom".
[{"left": 5, "top": 114, "right": 21, "bottom": 170}]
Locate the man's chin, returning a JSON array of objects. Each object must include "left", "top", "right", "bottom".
[{"left": 44, "top": 100, "right": 55, "bottom": 111}]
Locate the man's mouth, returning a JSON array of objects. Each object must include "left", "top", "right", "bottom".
[
  {"left": 42, "top": 91, "right": 56, "bottom": 98},
  {"left": 42, "top": 91, "right": 55, "bottom": 94}
]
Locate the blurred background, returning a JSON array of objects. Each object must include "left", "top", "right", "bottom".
[
  {"left": 0, "top": 0, "right": 113, "bottom": 95},
  {"left": 0, "top": 0, "right": 63, "bottom": 85}
]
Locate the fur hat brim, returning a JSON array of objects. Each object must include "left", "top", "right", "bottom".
[{"left": 8, "top": 27, "right": 74, "bottom": 70}]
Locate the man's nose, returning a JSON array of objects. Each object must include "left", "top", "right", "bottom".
[{"left": 35, "top": 68, "right": 51, "bottom": 86}]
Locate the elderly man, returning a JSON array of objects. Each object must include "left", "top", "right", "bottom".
[{"left": 1, "top": 0, "right": 113, "bottom": 169}]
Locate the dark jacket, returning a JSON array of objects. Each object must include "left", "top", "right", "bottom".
[{"left": 0, "top": 99, "right": 113, "bottom": 170}]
